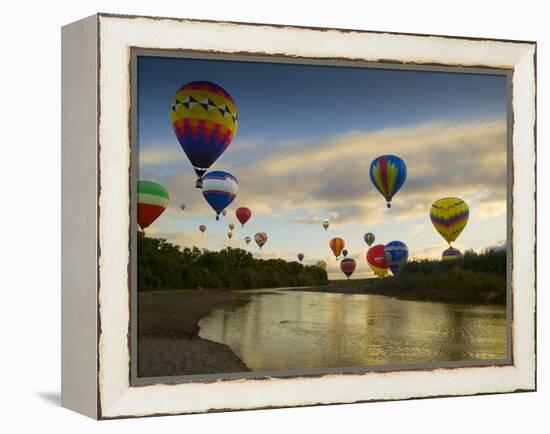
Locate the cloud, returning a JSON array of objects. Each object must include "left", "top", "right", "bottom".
[{"left": 145, "top": 120, "right": 507, "bottom": 233}]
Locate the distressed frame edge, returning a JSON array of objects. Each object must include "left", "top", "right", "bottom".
[
  {"left": 61, "top": 13, "right": 100, "bottom": 420},
  {"left": 95, "top": 14, "right": 537, "bottom": 419}
]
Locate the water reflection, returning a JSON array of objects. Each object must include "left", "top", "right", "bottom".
[{"left": 198, "top": 290, "right": 507, "bottom": 371}]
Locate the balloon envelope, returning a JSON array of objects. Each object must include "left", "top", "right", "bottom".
[
  {"left": 370, "top": 155, "right": 407, "bottom": 208},
  {"left": 202, "top": 171, "right": 239, "bottom": 219},
  {"left": 228, "top": 223, "right": 235, "bottom": 231},
  {"left": 255, "top": 232, "right": 268, "bottom": 249},
  {"left": 137, "top": 180, "right": 169, "bottom": 230},
  {"left": 367, "top": 244, "right": 389, "bottom": 277},
  {"left": 199, "top": 224, "right": 206, "bottom": 233},
  {"left": 227, "top": 231, "right": 233, "bottom": 240},
  {"left": 364, "top": 232, "right": 375, "bottom": 246},
  {"left": 442, "top": 247, "right": 463, "bottom": 261},
  {"left": 297, "top": 253, "right": 304, "bottom": 262},
  {"left": 244, "top": 236, "right": 251, "bottom": 245},
  {"left": 342, "top": 249, "right": 348, "bottom": 257},
  {"left": 316, "top": 260, "right": 327, "bottom": 270},
  {"left": 180, "top": 204, "right": 186, "bottom": 211},
  {"left": 329, "top": 237, "right": 345, "bottom": 259},
  {"left": 236, "top": 207, "right": 252, "bottom": 227},
  {"left": 430, "top": 197, "right": 469, "bottom": 245},
  {"left": 384, "top": 241, "right": 409, "bottom": 275},
  {"left": 170, "top": 81, "right": 238, "bottom": 186},
  {"left": 340, "top": 258, "right": 357, "bottom": 279},
  {"left": 322, "top": 219, "right": 330, "bottom": 231}
]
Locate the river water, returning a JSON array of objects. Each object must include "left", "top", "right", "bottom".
[{"left": 198, "top": 289, "right": 508, "bottom": 371}]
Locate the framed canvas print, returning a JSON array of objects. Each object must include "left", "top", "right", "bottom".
[{"left": 61, "top": 13, "right": 536, "bottom": 419}]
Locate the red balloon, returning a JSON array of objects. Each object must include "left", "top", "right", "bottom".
[
  {"left": 236, "top": 207, "right": 252, "bottom": 227},
  {"left": 199, "top": 225, "right": 207, "bottom": 233},
  {"left": 367, "top": 244, "right": 389, "bottom": 269},
  {"left": 340, "top": 258, "right": 357, "bottom": 279}
]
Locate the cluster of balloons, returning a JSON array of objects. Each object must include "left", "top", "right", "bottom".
[
  {"left": 137, "top": 81, "right": 273, "bottom": 252},
  {"left": 138, "top": 81, "right": 472, "bottom": 279}
]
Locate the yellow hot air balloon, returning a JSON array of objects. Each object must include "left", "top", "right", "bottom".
[
  {"left": 228, "top": 223, "right": 236, "bottom": 231},
  {"left": 316, "top": 260, "right": 327, "bottom": 270},
  {"left": 430, "top": 197, "right": 469, "bottom": 245},
  {"left": 227, "top": 231, "right": 233, "bottom": 240},
  {"left": 329, "top": 237, "right": 345, "bottom": 259}
]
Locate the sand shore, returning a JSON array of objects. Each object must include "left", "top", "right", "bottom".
[{"left": 138, "top": 289, "right": 250, "bottom": 377}]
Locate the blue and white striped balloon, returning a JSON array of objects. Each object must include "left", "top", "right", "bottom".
[
  {"left": 201, "top": 170, "right": 239, "bottom": 220},
  {"left": 384, "top": 241, "right": 409, "bottom": 275}
]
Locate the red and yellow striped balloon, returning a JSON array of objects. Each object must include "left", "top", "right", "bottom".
[{"left": 329, "top": 237, "right": 345, "bottom": 259}]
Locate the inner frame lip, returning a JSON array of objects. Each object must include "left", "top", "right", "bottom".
[{"left": 128, "top": 47, "right": 514, "bottom": 387}]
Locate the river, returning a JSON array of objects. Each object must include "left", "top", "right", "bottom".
[{"left": 198, "top": 289, "right": 508, "bottom": 372}]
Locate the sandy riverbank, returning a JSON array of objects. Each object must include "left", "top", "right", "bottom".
[{"left": 138, "top": 289, "right": 250, "bottom": 377}]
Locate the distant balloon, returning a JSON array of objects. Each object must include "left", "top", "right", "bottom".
[
  {"left": 222, "top": 210, "right": 227, "bottom": 217},
  {"left": 430, "top": 197, "right": 469, "bottom": 245},
  {"left": 180, "top": 204, "right": 186, "bottom": 211},
  {"left": 367, "top": 244, "right": 389, "bottom": 278},
  {"left": 342, "top": 249, "right": 348, "bottom": 258},
  {"left": 364, "top": 232, "right": 375, "bottom": 247},
  {"left": 228, "top": 223, "right": 235, "bottom": 231},
  {"left": 244, "top": 236, "right": 252, "bottom": 245},
  {"left": 297, "top": 253, "right": 304, "bottom": 262},
  {"left": 201, "top": 171, "right": 239, "bottom": 220},
  {"left": 227, "top": 231, "right": 233, "bottom": 240},
  {"left": 329, "top": 237, "right": 345, "bottom": 259},
  {"left": 199, "top": 224, "right": 207, "bottom": 234},
  {"left": 236, "top": 207, "right": 252, "bottom": 227},
  {"left": 316, "top": 260, "right": 327, "bottom": 270},
  {"left": 384, "top": 241, "right": 409, "bottom": 275},
  {"left": 340, "top": 258, "right": 357, "bottom": 279},
  {"left": 322, "top": 219, "right": 330, "bottom": 231},
  {"left": 442, "top": 247, "right": 463, "bottom": 261},
  {"left": 255, "top": 232, "right": 268, "bottom": 249},
  {"left": 137, "top": 180, "right": 169, "bottom": 230},
  {"left": 170, "top": 81, "right": 238, "bottom": 188},
  {"left": 370, "top": 155, "right": 407, "bottom": 208}
]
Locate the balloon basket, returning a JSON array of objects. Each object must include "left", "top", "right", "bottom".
[{"left": 195, "top": 178, "right": 203, "bottom": 188}]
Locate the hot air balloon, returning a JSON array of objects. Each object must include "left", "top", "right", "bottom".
[
  {"left": 329, "top": 237, "right": 345, "bottom": 259},
  {"left": 201, "top": 171, "right": 239, "bottom": 220},
  {"left": 137, "top": 180, "right": 169, "bottom": 230},
  {"left": 442, "top": 247, "right": 463, "bottom": 261},
  {"left": 340, "top": 258, "right": 357, "bottom": 279},
  {"left": 384, "top": 241, "right": 409, "bottom": 275},
  {"left": 170, "top": 81, "right": 238, "bottom": 188},
  {"left": 244, "top": 236, "right": 251, "bottom": 245},
  {"left": 367, "top": 244, "right": 389, "bottom": 278},
  {"left": 228, "top": 223, "right": 235, "bottom": 231},
  {"left": 364, "top": 232, "right": 375, "bottom": 247},
  {"left": 297, "top": 253, "right": 304, "bottom": 262},
  {"left": 370, "top": 155, "right": 407, "bottom": 208},
  {"left": 199, "top": 224, "right": 207, "bottom": 234},
  {"left": 430, "top": 197, "right": 469, "bottom": 245},
  {"left": 180, "top": 204, "right": 186, "bottom": 212},
  {"left": 342, "top": 249, "right": 348, "bottom": 258},
  {"left": 236, "top": 207, "right": 252, "bottom": 227},
  {"left": 255, "top": 232, "right": 268, "bottom": 249},
  {"left": 316, "top": 261, "right": 327, "bottom": 270},
  {"left": 222, "top": 210, "right": 227, "bottom": 217},
  {"left": 322, "top": 219, "right": 330, "bottom": 231},
  {"left": 227, "top": 231, "right": 233, "bottom": 240}
]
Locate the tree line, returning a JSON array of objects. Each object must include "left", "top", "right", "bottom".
[{"left": 137, "top": 232, "right": 329, "bottom": 291}]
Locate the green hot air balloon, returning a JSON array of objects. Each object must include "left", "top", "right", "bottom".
[
  {"left": 364, "top": 232, "right": 375, "bottom": 247},
  {"left": 137, "top": 180, "right": 169, "bottom": 230}
]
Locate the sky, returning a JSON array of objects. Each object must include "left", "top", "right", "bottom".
[{"left": 137, "top": 55, "right": 508, "bottom": 279}]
